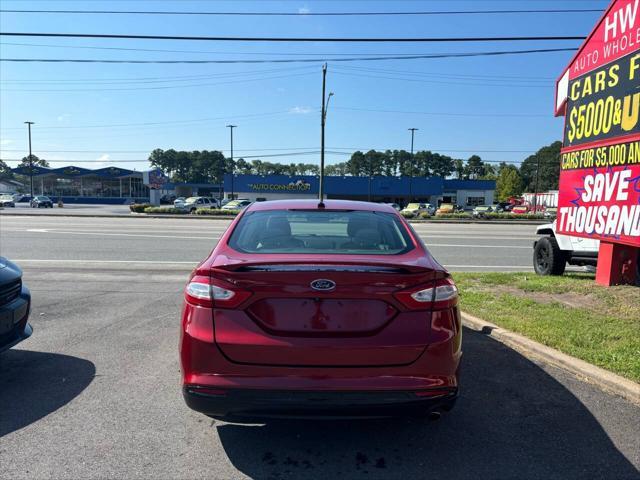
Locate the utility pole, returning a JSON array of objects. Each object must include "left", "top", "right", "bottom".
[
  {"left": 319, "top": 63, "right": 333, "bottom": 206},
  {"left": 533, "top": 154, "right": 541, "bottom": 212},
  {"left": 24, "top": 121, "right": 35, "bottom": 197},
  {"left": 227, "top": 124, "right": 236, "bottom": 201},
  {"left": 408, "top": 128, "right": 418, "bottom": 202}
]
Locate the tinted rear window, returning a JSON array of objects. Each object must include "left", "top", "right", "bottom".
[{"left": 228, "top": 210, "right": 414, "bottom": 255}]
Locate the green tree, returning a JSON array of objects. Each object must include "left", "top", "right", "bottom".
[
  {"left": 0, "top": 159, "right": 14, "bottom": 180},
  {"left": 464, "top": 155, "right": 486, "bottom": 179},
  {"left": 430, "top": 153, "right": 455, "bottom": 178},
  {"left": 347, "top": 151, "right": 367, "bottom": 176},
  {"left": 395, "top": 150, "right": 413, "bottom": 177},
  {"left": 495, "top": 164, "right": 524, "bottom": 201},
  {"left": 519, "top": 141, "right": 562, "bottom": 192},
  {"left": 453, "top": 159, "right": 465, "bottom": 179},
  {"left": 325, "top": 162, "right": 348, "bottom": 176},
  {"left": 19, "top": 155, "right": 49, "bottom": 169}
]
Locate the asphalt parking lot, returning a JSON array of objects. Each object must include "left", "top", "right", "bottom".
[{"left": 1, "top": 215, "right": 639, "bottom": 479}]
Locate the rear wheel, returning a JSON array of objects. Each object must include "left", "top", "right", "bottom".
[{"left": 534, "top": 237, "right": 566, "bottom": 276}]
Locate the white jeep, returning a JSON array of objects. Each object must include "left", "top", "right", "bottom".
[{"left": 533, "top": 221, "right": 599, "bottom": 275}]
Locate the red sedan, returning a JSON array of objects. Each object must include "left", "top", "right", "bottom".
[{"left": 180, "top": 200, "right": 461, "bottom": 420}]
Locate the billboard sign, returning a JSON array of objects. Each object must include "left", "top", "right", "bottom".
[
  {"left": 143, "top": 168, "right": 168, "bottom": 190},
  {"left": 556, "top": 0, "right": 640, "bottom": 248}
]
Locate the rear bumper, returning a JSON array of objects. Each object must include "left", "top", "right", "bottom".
[{"left": 183, "top": 386, "right": 458, "bottom": 420}]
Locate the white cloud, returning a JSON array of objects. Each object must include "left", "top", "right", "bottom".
[
  {"left": 289, "top": 106, "right": 313, "bottom": 115},
  {"left": 298, "top": 6, "right": 310, "bottom": 14},
  {"left": 56, "top": 114, "right": 71, "bottom": 122},
  {"left": 92, "top": 154, "right": 112, "bottom": 168}
]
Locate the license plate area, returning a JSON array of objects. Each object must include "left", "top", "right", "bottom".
[{"left": 247, "top": 298, "right": 397, "bottom": 336}]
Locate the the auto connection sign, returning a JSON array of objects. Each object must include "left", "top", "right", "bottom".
[{"left": 556, "top": 0, "right": 640, "bottom": 247}]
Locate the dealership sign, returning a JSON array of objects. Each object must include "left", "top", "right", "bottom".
[
  {"left": 248, "top": 179, "right": 311, "bottom": 192},
  {"left": 556, "top": 0, "right": 640, "bottom": 248}
]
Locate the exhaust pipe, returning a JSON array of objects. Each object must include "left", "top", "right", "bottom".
[{"left": 428, "top": 411, "right": 442, "bottom": 421}]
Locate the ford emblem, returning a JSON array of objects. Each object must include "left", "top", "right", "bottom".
[{"left": 310, "top": 279, "right": 336, "bottom": 291}]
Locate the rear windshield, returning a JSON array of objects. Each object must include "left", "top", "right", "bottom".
[{"left": 228, "top": 210, "right": 414, "bottom": 255}]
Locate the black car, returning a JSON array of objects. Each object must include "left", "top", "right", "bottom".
[
  {"left": 0, "top": 258, "right": 32, "bottom": 353},
  {"left": 30, "top": 196, "right": 54, "bottom": 208}
]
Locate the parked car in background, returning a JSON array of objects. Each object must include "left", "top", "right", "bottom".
[
  {"left": 173, "top": 197, "right": 187, "bottom": 208},
  {"left": 160, "top": 194, "right": 177, "bottom": 205},
  {"left": 511, "top": 206, "right": 530, "bottom": 215},
  {"left": 0, "top": 194, "right": 16, "bottom": 208},
  {"left": 472, "top": 205, "right": 494, "bottom": 218},
  {"left": 180, "top": 200, "right": 460, "bottom": 420},
  {"left": 435, "top": 203, "right": 455, "bottom": 216},
  {"left": 0, "top": 257, "right": 32, "bottom": 353},
  {"left": 221, "top": 199, "right": 252, "bottom": 211},
  {"left": 384, "top": 202, "right": 401, "bottom": 211},
  {"left": 544, "top": 207, "right": 558, "bottom": 220},
  {"left": 401, "top": 202, "right": 431, "bottom": 217},
  {"left": 177, "top": 197, "right": 218, "bottom": 213},
  {"left": 494, "top": 202, "right": 514, "bottom": 212},
  {"left": 15, "top": 194, "right": 32, "bottom": 203},
  {"left": 30, "top": 196, "right": 53, "bottom": 208}
]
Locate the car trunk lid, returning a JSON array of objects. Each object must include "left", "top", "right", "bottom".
[{"left": 210, "top": 256, "right": 441, "bottom": 367}]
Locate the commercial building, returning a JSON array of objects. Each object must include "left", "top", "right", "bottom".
[
  {"left": 224, "top": 174, "right": 495, "bottom": 208},
  {"left": 11, "top": 165, "right": 150, "bottom": 203},
  {"left": 9, "top": 166, "right": 495, "bottom": 207}
]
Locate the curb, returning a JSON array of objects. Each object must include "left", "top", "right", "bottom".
[{"left": 461, "top": 312, "right": 640, "bottom": 406}]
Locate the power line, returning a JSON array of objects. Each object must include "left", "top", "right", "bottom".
[
  {"left": 0, "top": 32, "right": 586, "bottom": 43},
  {"left": 332, "top": 64, "right": 554, "bottom": 81},
  {"left": 0, "top": 111, "right": 302, "bottom": 130},
  {"left": 0, "top": 147, "right": 542, "bottom": 154},
  {"left": 0, "top": 8, "right": 603, "bottom": 16},
  {"left": 0, "top": 67, "right": 317, "bottom": 86},
  {"left": 333, "top": 107, "right": 548, "bottom": 117},
  {"left": 0, "top": 48, "right": 579, "bottom": 69},
  {"left": 0, "top": 71, "right": 317, "bottom": 91},
  {"left": 331, "top": 71, "right": 552, "bottom": 88}
]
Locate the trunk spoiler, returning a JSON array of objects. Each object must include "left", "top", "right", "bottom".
[{"left": 209, "top": 255, "right": 442, "bottom": 276}]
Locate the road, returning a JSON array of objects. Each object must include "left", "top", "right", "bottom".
[
  {"left": 1, "top": 215, "right": 638, "bottom": 479},
  {"left": 0, "top": 215, "right": 541, "bottom": 271}
]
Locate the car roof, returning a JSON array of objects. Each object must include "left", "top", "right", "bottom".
[{"left": 245, "top": 199, "right": 397, "bottom": 213}]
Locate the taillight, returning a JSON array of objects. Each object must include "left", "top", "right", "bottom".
[
  {"left": 184, "top": 275, "right": 251, "bottom": 308},
  {"left": 394, "top": 277, "right": 458, "bottom": 310}
]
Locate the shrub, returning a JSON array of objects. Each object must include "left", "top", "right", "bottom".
[
  {"left": 129, "top": 203, "right": 151, "bottom": 213},
  {"left": 143, "top": 206, "right": 187, "bottom": 214},
  {"left": 401, "top": 211, "right": 415, "bottom": 219},
  {"left": 484, "top": 212, "right": 545, "bottom": 220},
  {"left": 418, "top": 212, "right": 432, "bottom": 219},
  {"left": 433, "top": 213, "right": 473, "bottom": 219},
  {"left": 194, "top": 208, "right": 239, "bottom": 216}
]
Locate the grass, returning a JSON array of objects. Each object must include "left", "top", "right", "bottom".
[{"left": 453, "top": 272, "right": 640, "bottom": 383}]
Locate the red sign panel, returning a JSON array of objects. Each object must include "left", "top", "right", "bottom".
[{"left": 556, "top": 0, "right": 640, "bottom": 248}]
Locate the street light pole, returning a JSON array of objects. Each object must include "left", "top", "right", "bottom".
[
  {"left": 24, "top": 121, "right": 35, "bottom": 197},
  {"left": 227, "top": 124, "right": 236, "bottom": 201},
  {"left": 408, "top": 128, "right": 418, "bottom": 202},
  {"left": 319, "top": 63, "right": 333, "bottom": 207}
]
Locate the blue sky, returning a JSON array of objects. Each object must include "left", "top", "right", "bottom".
[{"left": 0, "top": 0, "right": 610, "bottom": 172}]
